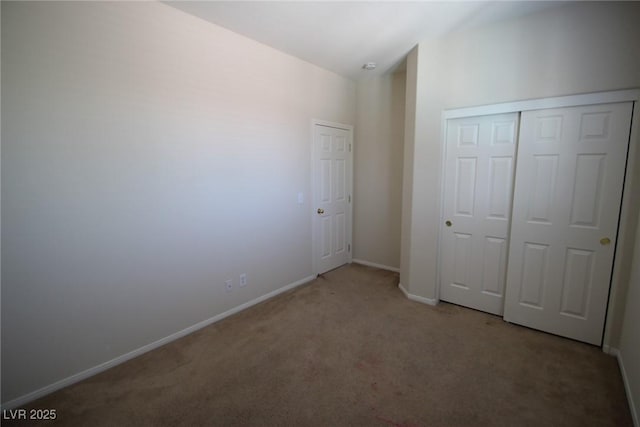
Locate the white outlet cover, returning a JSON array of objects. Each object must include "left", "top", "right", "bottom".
[
  {"left": 225, "top": 279, "right": 233, "bottom": 292},
  {"left": 240, "top": 274, "right": 247, "bottom": 287}
]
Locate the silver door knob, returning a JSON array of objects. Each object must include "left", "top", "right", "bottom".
[{"left": 317, "top": 208, "right": 324, "bottom": 214}]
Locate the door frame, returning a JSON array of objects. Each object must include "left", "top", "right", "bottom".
[
  {"left": 310, "top": 119, "right": 354, "bottom": 276},
  {"left": 437, "top": 88, "right": 640, "bottom": 351}
]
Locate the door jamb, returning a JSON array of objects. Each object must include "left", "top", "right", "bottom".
[{"left": 310, "top": 119, "right": 354, "bottom": 276}]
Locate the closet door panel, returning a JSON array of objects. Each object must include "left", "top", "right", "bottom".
[
  {"left": 504, "top": 102, "right": 632, "bottom": 345},
  {"left": 440, "top": 113, "right": 519, "bottom": 315}
]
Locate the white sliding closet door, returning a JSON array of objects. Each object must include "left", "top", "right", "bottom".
[
  {"left": 440, "top": 113, "right": 519, "bottom": 315},
  {"left": 503, "top": 102, "right": 633, "bottom": 345}
]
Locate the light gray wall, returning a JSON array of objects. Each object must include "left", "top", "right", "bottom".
[
  {"left": 1, "top": 2, "right": 355, "bottom": 404},
  {"left": 619, "top": 207, "right": 640, "bottom": 425},
  {"left": 400, "top": 40, "right": 446, "bottom": 298},
  {"left": 400, "top": 47, "right": 418, "bottom": 291},
  {"left": 353, "top": 73, "right": 405, "bottom": 269},
  {"left": 401, "top": 1, "right": 640, "bottom": 310}
]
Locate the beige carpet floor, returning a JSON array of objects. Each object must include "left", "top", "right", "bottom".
[{"left": 8, "top": 264, "right": 632, "bottom": 426}]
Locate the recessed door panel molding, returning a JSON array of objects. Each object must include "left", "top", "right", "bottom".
[
  {"left": 320, "top": 159, "right": 332, "bottom": 203},
  {"left": 559, "top": 248, "right": 594, "bottom": 319},
  {"left": 491, "top": 121, "right": 516, "bottom": 145},
  {"left": 312, "top": 122, "right": 352, "bottom": 275},
  {"left": 518, "top": 242, "right": 548, "bottom": 309},
  {"left": 452, "top": 232, "right": 472, "bottom": 289},
  {"left": 488, "top": 156, "right": 513, "bottom": 219},
  {"left": 440, "top": 113, "right": 519, "bottom": 316},
  {"left": 527, "top": 155, "right": 558, "bottom": 224},
  {"left": 569, "top": 154, "right": 605, "bottom": 228},
  {"left": 536, "top": 115, "right": 563, "bottom": 142},
  {"left": 458, "top": 124, "right": 479, "bottom": 147},
  {"left": 579, "top": 111, "right": 610, "bottom": 142},
  {"left": 321, "top": 217, "right": 331, "bottom": 258},
  {"left": 482, "top": 237, "right": 507, "bottom": 296},
  {"left": 455, "top": 157, "right": 477, "bottom": 217},
  {"left": 335, "top": 213, "right": 346, "bottom": 254},
  {"left": 335, "top": 159, "right": 346, "bottom": 202},
  {"left": 321, "top": 134, "right": 331, "bottom": 152},
  {"left": 504, "top": 102, "right": 633, "bottom": 345}
]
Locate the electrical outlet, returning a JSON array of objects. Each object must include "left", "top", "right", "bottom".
[
  {"left": 240, "top": 273, "right": 247, "bottom": 287},
  {"left": 225, "top": 279, "right": 233, "bottom": 292}
]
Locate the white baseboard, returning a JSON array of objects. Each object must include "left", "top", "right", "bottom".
[
  {"left": 352, "top": 259, "right": 400, "bottom": 273},
  {"left": 398, "top": 282, "right": 437, "bottom": 306},
  {"left": 614, "top": 348, "right": 639, "bottom": 427},
  {"left": 1, "top": 274, "right": 316, "bottom": 410}
]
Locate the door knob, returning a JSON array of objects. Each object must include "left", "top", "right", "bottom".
[
  {"left": 600, "top": 237, "right": 611, "bottom": 245},
  {"left": 445, "top": 220, "right": 452, "bottom": 227},
  {"left": 317, "top": 208, "right": 325, "bottom": 214}
]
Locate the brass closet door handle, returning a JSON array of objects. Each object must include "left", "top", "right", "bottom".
[
  {"left": 445, "top": 220, "right": 452, "bottom": 227},
  {"left": 317, "top": 208, "right": 325, "bottom": 214},
  {"left": 600, "top": 237, "right": 611, "bottom": 245}
]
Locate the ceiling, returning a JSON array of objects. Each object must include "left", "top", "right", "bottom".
[{"left": 166, "top": 1, "right": 565, "bottom": 79}]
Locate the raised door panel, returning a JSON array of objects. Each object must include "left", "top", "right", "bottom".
[
  {"left": 455, "top": 158, "right": 477, "bottom": 217},
  {"left": 334, "top": 213, "right": 346, "bottom": 255},
  {"left": 518, "top": 243, "right": 549, "bottom": 309},
  {"left": 527, "top": 155, "right": 558, "bottom": 224},
  {"left": 320, "top": 216, "right": 331, "bottom": 259},
  {"left": 569, "top": 154, "right": 605, "bottom": 228},
  {"left": 452, "top": 233, "right": 472, "bottom": 289},
  {"left": 559, "top": 248, "right": 594, "bottom": 319},
  {"left": 320, "top": 159, "right": 331, "bottom": 203},
  {"left": 481, "top": 237, "right": 507, "bottom": 296},
  {"left": 487, "top": 157, "right": 513, "bottom": 220}
]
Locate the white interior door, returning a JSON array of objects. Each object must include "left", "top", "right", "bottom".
[
  {"left": 313, "top": 123, "right": 352, "bottom": 275},
  {"left": 440, "top": 113, "right": 519, "bottom": 315},
  {"left": 504, "top": 102, "right": 633, "bottom": 345}
]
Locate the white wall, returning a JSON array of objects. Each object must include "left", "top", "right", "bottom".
[
  {"left": 400, "top": 48, "right": 417, "bottom": 292},
  {"left": 1, "top": 2, "right": 355, "bottom": 404},
  {"left": 354, "top": 74, "right": 405, "bottom": 269},
  {"left": 401, "top": 2, "right": 640, "bottom": 312},
  {"left": 400, "top": 41, "right": 446, "bottom": 299},
  {"left": 619, "top": 207, "right": 640, "bottom": 425}
]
